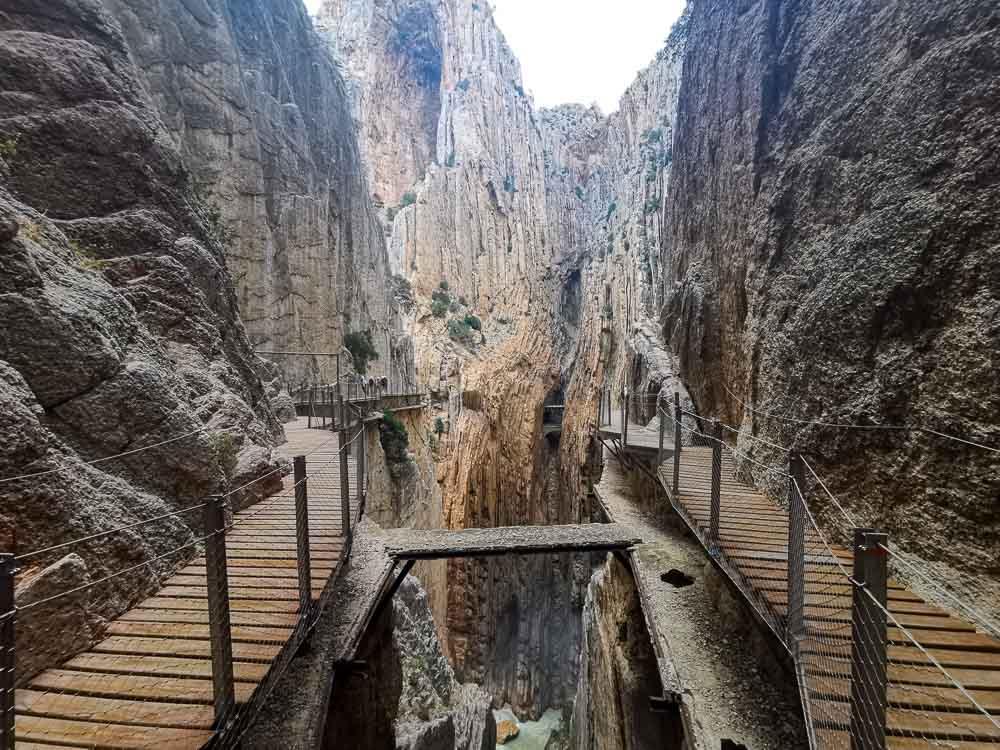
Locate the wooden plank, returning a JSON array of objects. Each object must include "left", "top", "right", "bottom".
[
  {"left": 802, "top": 654, "right": 1000, "bottom": 690},
  {"left": 105, "top": 621, "right": 293, "bottom": 644},
  {"left": 92, "top": 636, "right": 280, "bottom": 664},
  {"left": 811, "top": 700, "right": 1000, "bottom": 740},
  {"left": 64, "top": 653, "right": 268, "bottom": 683},
  {"left": 15, "top": 715, "right": 213, "bottom": 750},
  {"left": 118, "top": 607, "right": 299, "bottom": 628},
  {"left": 815, "top": 730, "right": 1000, "bottom": 750},
  {"left": 807, "top": 673, "right": 1000, "bottom": 713},
  {"left": 16, "top": 689, "right": 214, "bottom": 730},
  {"left": 799, "top": 640, "right": 1000, "bottom": 670},
  {"left": 28, "top": 670, "right": 257, "bottom": 705},
  {"left": 134, "top": 596, "right": 299, "bottom": 613}
]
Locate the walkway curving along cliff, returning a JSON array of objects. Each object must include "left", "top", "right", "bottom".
[
  {"left": 598, "top": 389, "right": 1000, "bottom": 750},
  {"left": 4, "top": 390, "right": 423, "bottom": 750}
]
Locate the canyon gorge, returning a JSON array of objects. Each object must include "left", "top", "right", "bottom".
[{"left": 0, "top": 0, "right": 997, "bottom": 748}]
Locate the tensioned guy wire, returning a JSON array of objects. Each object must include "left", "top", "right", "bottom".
[
  {"left": 0, "top": 425, "right": 211, "bottom": 485},
  {"left": 723, "top": 383, "right": 1000, "bottom": 453}
]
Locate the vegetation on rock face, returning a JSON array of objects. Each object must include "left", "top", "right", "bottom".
[
  {"left": 399, "top": 191, "right": 417, "bottom": 209},
  {"left": 503, "top": 174, "right": 516, "bottom": 193},
  {"left": 447, "top": 317, "right": 473, "bottom": 342},
  {"left": 431, "top": 282, "right": 452, "bottom": 317},
  {"left": 380, "top": 409, "right": 409, "bottom": 464},
  {"left": 575, "top": 186, "right": 584, "bottom": 200},
  {"left": 210, "top": 431, "right": 240, "bottom": 486},
  {"left": 0, "top": 135, "right": 17, "bottom": 159},
  {"left": 464, "top": 313, "right": 481, "bottom": 331},
  {"left": 434, "top": 416, "right": 445, "bottom": 435},
  {"left": 344, "top": 329, "right": 379, "bottom": 374}
]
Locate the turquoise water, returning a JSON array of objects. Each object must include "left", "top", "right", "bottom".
[{"left": 494, "top": 707, "right": 563, "bottom": 749}]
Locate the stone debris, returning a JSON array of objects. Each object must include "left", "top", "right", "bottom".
[{"left": 495, "top": 718, "right": 519, "bottom": 745}]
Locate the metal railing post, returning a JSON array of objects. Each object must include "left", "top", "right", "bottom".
[
  {"left": 657, "top": 394, "right": 665, "bottom": 467},
  {"left": 339, "top": 393, "right": 346, "bottom": 431},
  {"left": 293, "top": 455, "right": 312, "bottom": 614},
  {"left": 850, "top": 529, "right": 888, "bottom": 750},
  {"left": 621, "top": 388, "right": 628, "bottom": 447},
  {"left": 1, "top": 554, "right": 16, "bottom": 750},
  {"left": 787, "top": 451, "right": 806, "bottom": 643},
  {"left": 672, "top": 392, "right": 682, "bottom": 494},
  {"left": 321, "top": 386, "right": 327, "bottom": 429},
  {"left": 338, "top": 430, "right": 351, "bottom": 541},
  {"left": 709, "top": 427, "right": 722, "bottom": 554},
  {"left": 204, "top": 495, "right": 235, "bottom": 728},
  {"left": 357, "top": 424, "right": 366, "bottom": 507},
  {"left": 308, "top": 387, "right": 314, "bottom": 429}
]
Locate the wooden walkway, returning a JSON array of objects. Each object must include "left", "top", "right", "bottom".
[
  {"left": 599, "top": 413, "right": 1000, "bottom": 748},
  {"left": 15, "top": 419, "right": 357, "bottom": 749}
]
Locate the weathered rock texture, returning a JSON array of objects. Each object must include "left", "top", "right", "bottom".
[
  {"left": 106, "top": 0, "right": 405, "bottom": 390},
  {"left": 572, "top": 555, "right": 680, "bottom": 750},
  {"left": 660, "top": 0, "right": 1000, "bottom": 583},
  {"left": 319, "top": 0, "right": 604, "bottom": 717},
  {"left": 0, "top": 0, "right": 290, "bottom": 679}
]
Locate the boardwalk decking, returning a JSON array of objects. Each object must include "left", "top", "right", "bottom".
[
  {"left": 600, "top": 413, "right": 1000, "bottom": 748},
  {"left": 15, "top": 419, "right": 357, "bottom": 749}
]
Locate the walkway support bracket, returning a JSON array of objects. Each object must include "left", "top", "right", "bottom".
[
  {"left": 294, "top": 455, "right": 312, "bottom": 614},
  {"left": 787, "top": 452, "right": 806, "bottom": 643},
  {"left": 0, "top": 554, "right": 15, "bottom": 750},
  {"left": 657, "top": 394, "right": 665, "bottom": 467},
  {"left": 850, "top": 529, "right": 888, "bottom": 750},
  {"left": 204, "top": 495, "right": 236, "bottom": 729}
]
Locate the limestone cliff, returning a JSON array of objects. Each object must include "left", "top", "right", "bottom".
[
  {"left": 319, "top": 0, "right": 599, "bottom": 717},
  {"left": 660, "top": 0, "right": 1000, "bottom": 585},
  {"left": 0, "top": 0, "right": 284, "bottom": 678},
  {"left": 108, "top": 0, "right": 405, "bottom": 388}
]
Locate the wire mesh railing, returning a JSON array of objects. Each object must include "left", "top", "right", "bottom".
[
  {"left": 1, "top": 399, "right": 387, "bottom": 749},
  {"left": 601, "top": 389, "right": 1000, "bottom": 750}
]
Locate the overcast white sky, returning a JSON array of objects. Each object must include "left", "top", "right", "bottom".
[{"left": 304, "top": 0, "right": 686, "bottom": 113}]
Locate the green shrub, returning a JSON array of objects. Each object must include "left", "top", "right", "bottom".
[
  {"left": 0, "top": 135, "right": 18, "bottom": 159},
  {"left": 464, "top": 314, "right": 481, "bottom": 331},
  {"left": 601, "top": 304, "right": 613, "bottom": 320},
  {"left": 446, "top": 151, "right": 456, "bottom": 167},
  {"left": 447, "top": 317, "right": 473, "bottom": 342},
  {"left": 439, "top": 279, "right": 449, "bottom": 291},
  {"left": 380, "top": 409, "right": 409, "bottom": 463},
  {"left": 399, "top": 191, "right": 417, "bottom": 209},
  {"left": 575, "top": 186, "right": 584, "bottom": 200},
  {"left": 605, "top": 202, "right": 616, "bottom": 221},
  {"left": 431, "top": 298, "right": 449, "bottom": 318},
  {"left": 458, "top": 295, "right": 468, "bottom": 306},
  {"left": 503, "top": 174, "right": 516, "bottom": 193},
  {"left": 457, "top": 79, "right": 470, "bottom": 91},
  {"left": 434, "top": 416, "right": 445, "bottom": 435},
  {"left": 644, "top": 198, "right": 659, "bottom": 215},
  {"left": 344, "top": 329, "right": 379, "bottom": 374}
]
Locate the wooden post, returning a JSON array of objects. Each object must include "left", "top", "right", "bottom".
[
  {"left": 338, "top": 430, "right": 351, "bottom": 541},
  {"left": 850, "top": 529, "right": 888, "bottom": 750},
  {"left": 293, "top": 455, "right": 312, "bottom": 614},
  {"left": 204, "top": 496, "right": 235, "bottom": 728},
  {"left": 787, "top": 452, "right": 806, "bottom": 642},
  {"left": 0, "top": 554, "right": 15, "bottom": 750}
]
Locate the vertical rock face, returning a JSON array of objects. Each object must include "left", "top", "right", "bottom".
[
  {"left": 319, "top": 0, "right": 598, "bottom": 718},
  {"left": 107, "top": 0, "right": 402, "bottom": 386},
  {"left": 662, "top": 0, "right": 1000, "bottom": 575},
  {"left": 0, "top": 0, "right": 284, "bottom": 677}
]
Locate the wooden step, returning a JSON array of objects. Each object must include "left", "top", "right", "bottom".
[
  {"left": 16, "top": 689, "right": 215, "bottom": 730},
  {"left": 15, "top": 715, "right": 212, "bottom": 750},
  {"left": 28, "top": 669, "right": 257, "bottom": 705}
]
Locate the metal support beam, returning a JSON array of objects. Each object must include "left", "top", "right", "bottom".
[
  {"left": 850, "top": 529, "right": 888, "bottom": 750},
  {"left": 0, "top": 554, "right": 15, "bottom": 750},
  {"left": 307, "top": 387, "right": 314, "bottom": 429},
  {"left": 357, "top": 424, "right": 366, "bottom": 510},
  {"left": 338, "top": 430, "right": 351, "bottom": 541},
  {"left": 293, "top": 455, "right": 312, "bottom": 615},
  {"left": 787, "top": 452, "right": 806, "bottom": 643},
  {"left": 709, "top": 433, "right": 722, "bottom": 555},
  {"left": 369, "top": 559, "right": 415, "bottom": 624},
  {"left": 204, "top": 495, "right": 236, "bottom": 728}
]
